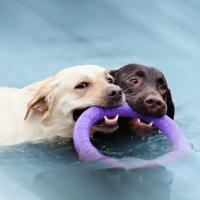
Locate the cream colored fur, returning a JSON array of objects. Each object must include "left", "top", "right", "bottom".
[{"left": 0, "top": 65, "right": 124, "bottom": 146}]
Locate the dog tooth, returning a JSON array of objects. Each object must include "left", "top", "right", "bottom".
[
  {"left": 148, "top": 122, "right": 153, "bottom": 127},
  {"left": 115, "top": 115, "right": 119, "bottom": 121},
  {"left": 104, "top": 115, "right": 119, "bottom": 125},
  {"left": 104, "top": 116, "right": 108, "bottom": 122},
  {"left": 137, "top": 118, "right": 141, "bottom": 123}
]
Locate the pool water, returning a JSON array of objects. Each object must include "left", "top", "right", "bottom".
[{"left": 0, "top": 0, "right": 200, "bottom": 199}]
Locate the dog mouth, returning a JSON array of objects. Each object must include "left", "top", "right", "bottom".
[
  {"left": 73, "top": 108, "right": 119, "bottom": 132},
  {"left": 129, "top": 118, "right": 157, "bottom": 136},
  {"left": 130, "top": 118, "right": 153, "bottom": 128},
  {"left": 73, "top": 108, "right": 88, "bottom": 121}
]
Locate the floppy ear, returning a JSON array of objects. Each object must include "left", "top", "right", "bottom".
[
  {"left": 166, "top": 89, "right": 175, "bottom": 119},
  {"left": 24, "top": 78, "right": 57, "bottom": 122},
  {"left": 109, "top": 69, "right": 119, "bottom": 78}
]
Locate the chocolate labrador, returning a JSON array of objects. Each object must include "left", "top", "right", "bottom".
[{"left": 110, "top": 64, "right": 175, "bottom": 136}]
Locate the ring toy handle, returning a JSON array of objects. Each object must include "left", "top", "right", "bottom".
[{"left": 73, "top": 103, "right": 192, "bottom": 169}]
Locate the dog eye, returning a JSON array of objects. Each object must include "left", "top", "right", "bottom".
[
  {"left": 107, "top": 78, "right": 114, "bottom": 84},
  {"left": 75, "top": 82, "right": 90, "bottom": 89},
  {"left": 160, "top": 84, "right": 167, "bottom": 91},
  {"left": 130, "top": 78, "right": 139, "bottom": 84}
]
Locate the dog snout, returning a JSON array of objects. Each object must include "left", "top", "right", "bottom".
[
  {"left": 106, "top": 85, "right": 123, "bottom": 102},
  {"left": 143, "top": 94, "right": 167, "bottom": 116},
  {"left": 144, "top": 96, "right": 163, "bottom": 109}
]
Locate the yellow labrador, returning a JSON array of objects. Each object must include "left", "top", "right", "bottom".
[{"left": 0, "top": 65, "right": 125, "bottom": 146}]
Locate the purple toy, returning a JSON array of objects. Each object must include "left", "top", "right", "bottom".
[{"left": 73, "top": 103, "right": 192, "bottom": 169}]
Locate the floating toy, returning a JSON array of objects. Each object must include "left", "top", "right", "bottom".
[{"left": 73, "top": 103, "right": 192, "bottom": 169}]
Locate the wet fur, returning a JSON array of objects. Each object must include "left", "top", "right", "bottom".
[
  {"left": 110, "top": 64, "right": 175, "bottom": 136},
  {"left": 0, "top": 65, "right": 124, "bottom": 145}
]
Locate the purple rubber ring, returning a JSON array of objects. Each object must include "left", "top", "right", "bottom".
[{"left": 73, "top": 103, "right": 192, "bottom": 169}]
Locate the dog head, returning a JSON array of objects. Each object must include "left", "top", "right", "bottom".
[
  {"left": 110, "top": 64, "right": 175, "bottom": 136},
  {"left": 24, "top": 65, "right": 125, "bottom": 137}
]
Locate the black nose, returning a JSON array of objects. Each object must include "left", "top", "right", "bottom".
[
  {"left": 144, "top": 96, "right": 164, "bottom": 110},
  {"left": 106, "top": 86, "right": 123, "bottom": 101}
]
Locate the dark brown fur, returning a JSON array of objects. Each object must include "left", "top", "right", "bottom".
[{"left": 110, "top": 64, "right": 175, "bottom": 136}]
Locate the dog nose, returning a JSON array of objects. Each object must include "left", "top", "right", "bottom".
[
  {"left": 106, "top": 86, "right": 123, "bottom": 101},
  {"left": 144, "top": 96, "right": 164, "bottom": 110}
]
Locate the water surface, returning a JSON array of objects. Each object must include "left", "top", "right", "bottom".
[{"left": 0, "top": 0, "right": 200, "bottom": 199}]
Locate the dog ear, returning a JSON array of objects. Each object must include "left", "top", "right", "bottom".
[
  {"left": 109, "top": 69, "right": 119, "bottom": 78},
  {"left": 24, "top": 78, "right": 57, "bottom": 122},
  {"left": 166, "top": 88, "right": 175, "bottom": 119}
]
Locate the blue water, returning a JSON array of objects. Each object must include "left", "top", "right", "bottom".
[{"left": 0, "top": 0, "right": 200, "bottom": 199}]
